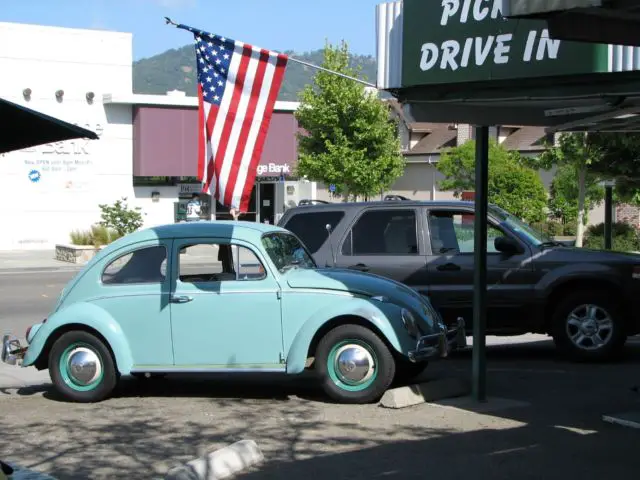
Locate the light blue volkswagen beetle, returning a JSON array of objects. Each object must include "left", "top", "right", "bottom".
[{"left": 1, "top": 221, "right": 464, "bottom": 404}]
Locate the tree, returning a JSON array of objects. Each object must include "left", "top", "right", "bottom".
[
  {"left": 588, "top": 132, "right": 640, "bottom": 204},
  {"left": 547, "top": 163, "right": 604, "bottom": 229},
  {"left": 98, "top": 197, "right": 144, "bottom": 237},
  {"left": 437, "top": 139, "right": 548, "bottom": 224},
  {"left": 294, "top": 41, "right": 405, "bottom": 201},
  {"left": 536, "top": 132, "right": 602, "bottom": 247}
]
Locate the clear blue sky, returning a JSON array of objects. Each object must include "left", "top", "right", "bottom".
[{"left": 3, "top": 0, "right": 383, "bottom": 60}]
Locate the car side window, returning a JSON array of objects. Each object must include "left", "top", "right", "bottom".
[
  {"left": 178, "top": 243, "right": 266, "bottom": 283},
  {"left": 427, "top": 211, "right": 504, "bottom": 254},
  {"left": 342, "top": 209, "right": 418, "bottom": 256},
  {"left": 283, "top": 211, "right": 345, "bottom": 254},
  {"left": 102, "top": 246, "right": 168, "bottom": 285}
]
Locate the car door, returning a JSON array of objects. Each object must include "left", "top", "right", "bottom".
[
  {"left": 424, "top": 207, "right": 535, "bottom": 331},
  {"left": 169, "top": 238, "right": 284, "bottom": 370},
  {"left": 334, "top": 207, "right": 430, "bottom": 293},
  {"left": 92, "top": 240, "right": 174, "bottom": 369}
]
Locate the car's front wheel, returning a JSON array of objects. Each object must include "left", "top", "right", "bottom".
[
  {"left": 550, "top": 290, "right": 626, "bottom": 361},
  {"left": 315, "top": 324, "right": 395, "bottom": 404},
  {"left": 49, "top": 330, "right": 118, "bottom": 402}
]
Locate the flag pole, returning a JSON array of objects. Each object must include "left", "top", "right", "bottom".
[{"left": 164, "top": 17, "right": 378, "bottom": 89}]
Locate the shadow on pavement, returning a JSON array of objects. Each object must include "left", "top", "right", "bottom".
[{"left": 2, "top": 339, "right": 640, "bottom": 478}]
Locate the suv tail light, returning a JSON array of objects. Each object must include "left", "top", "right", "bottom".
[{"left": 633, "top": 266, "right": 640, "bottom": 279}]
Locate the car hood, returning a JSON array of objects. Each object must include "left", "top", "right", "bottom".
[{"left": 285, "top": 267, "right": 427, "bottom": 308}]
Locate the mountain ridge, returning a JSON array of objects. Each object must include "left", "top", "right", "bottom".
[{"left": 132, "top": 44, "right": 378, "bottom": 101}]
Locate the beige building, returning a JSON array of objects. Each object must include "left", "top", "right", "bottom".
[{"left": 315, "top": 99, "right": 605, "bottom": 226}]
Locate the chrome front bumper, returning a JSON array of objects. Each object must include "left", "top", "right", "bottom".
[
  {"left": 408, "top": 317, "right": 467, "bottom": 363},
  {"left": 1, "top": 335, "right": 27, "bottom": 366}
]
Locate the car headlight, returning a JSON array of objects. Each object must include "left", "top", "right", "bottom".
[{"left": 401, "top": 308, "right": 419, "bottom": 338}]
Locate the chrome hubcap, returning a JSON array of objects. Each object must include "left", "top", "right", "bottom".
[
  {"left": 334, "top": 344, "right": 375, "bottom": 384},
  {"left": 67, "top": 347, "right": 102, "bottom": 385},
  {"left": 566, "top": 304, "right": 614, "bottom": 350}
]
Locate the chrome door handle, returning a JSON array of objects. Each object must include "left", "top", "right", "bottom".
[{"left": 170, "top": 295, "right": 193, "bottom": 304}]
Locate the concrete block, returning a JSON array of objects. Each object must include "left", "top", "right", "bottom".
[
  {"left": 165, "top": 440, "right": 264, "bottom": 480},
  {"left": 380, "top": 377, "right": 470, "bottom": 409},
  {"left": 603, "top": 411, "right": 640, "bottom": 429}
]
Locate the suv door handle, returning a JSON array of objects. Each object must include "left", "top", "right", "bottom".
[
  {"left": 436, "top": 263, "right": 461, "bottom": 272},
  {"left": 349, "top": 263, "right": 370, "bottom": 272},
  {"left": 170, "top": 295, "right": 194, "bottom": 304}
]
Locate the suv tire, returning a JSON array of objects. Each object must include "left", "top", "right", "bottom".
[{"left": 550, "top": 290, "right": 626, "bottom": 361}]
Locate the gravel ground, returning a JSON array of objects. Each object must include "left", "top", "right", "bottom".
[{"left": 2, "top": 338, "right": 640, "bottom": 479}]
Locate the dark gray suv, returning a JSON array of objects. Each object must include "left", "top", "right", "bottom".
[{"left": 278, "top": 200, "right": 640, "bottom": 361}]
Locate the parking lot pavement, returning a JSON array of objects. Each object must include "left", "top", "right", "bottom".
[{"left": 2, "top": 337, "right": 640, "bottom": 480}]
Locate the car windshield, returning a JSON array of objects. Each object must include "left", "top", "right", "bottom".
[
  {"left": 489, "top": 205, "right": 552, "bottom": 246},
  {"left": 261, "top": 232, "right": 317, "bottom": 272}
]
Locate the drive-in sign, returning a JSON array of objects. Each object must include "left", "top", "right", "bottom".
[{"left": 402, "top": 0, "right": 609, "bottom": 87}]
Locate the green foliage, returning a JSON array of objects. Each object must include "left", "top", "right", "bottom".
[
  {"left": 69, "top": 225, "right": 123, "bottom": 247},
  {"left": 98, "top": 197, "right": 144, "bottom": 237},
  {"left": 548, "top": 163, "right": 604, "bottom": 226},
  {"left": 530, "top": 220, "right": 576, "bottom": 237},
  {"left": 437, "top": 139, "right": 548, "bottom": 223},
  {"left": 583, "top": 222, "right": 640, "bottom": 252},
  {"left": 69, "top": 229, "right": 93, "bottom": 246},
  {"left": 132, "top": 45, "right": 379, "bottom": 102},
  {"left": 588, "top": 132, "right": 640, "bottom": 205},
  {"left": 294, "top": 41, "right": 405, "bottom": 200}
]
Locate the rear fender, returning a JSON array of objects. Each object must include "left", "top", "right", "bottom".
[{"left": 23, "top": 302, "right": 134, "bottom": 374}]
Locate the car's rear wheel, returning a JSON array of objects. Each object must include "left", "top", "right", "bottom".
[
  {"left": 315, "top": 324, "right": 395, "bottom": 404},
  {"left": 49, "top": 331, "right": 118, "bottom": 402},
  {"left": 550, "top": 290, "right": 626, "bottom": 361}
]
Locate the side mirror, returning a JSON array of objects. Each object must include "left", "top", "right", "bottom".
[{"left": 494, "top": 236, "right": 522, "bottom": 255}]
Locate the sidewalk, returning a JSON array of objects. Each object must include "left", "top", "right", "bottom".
[{"left": 0, "top": 250, "right": 80, "bottom": 272}]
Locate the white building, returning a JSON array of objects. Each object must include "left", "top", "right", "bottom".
[{"left": 0, "top": 22, "right": 311, "bottom": 251}]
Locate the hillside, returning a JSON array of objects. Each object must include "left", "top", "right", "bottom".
[{"left": 132, "top": 45, "right": 378, "bottom": 101}]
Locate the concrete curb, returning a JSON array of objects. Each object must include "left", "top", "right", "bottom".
[
  {"left": 165, "top": 440, "right": 264, "bottom": 480},
  {"left": 380, "top": 377, "right": 470, "bottom": 409},
  {"left": 603, "top": 411, "right": 640, "bottom": 429}
]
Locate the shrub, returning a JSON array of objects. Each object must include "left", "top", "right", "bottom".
[
  {"left": 90, "top": 224, "right": 122, "bottom": 247},
  {"left": 69, "top": 230, "right": 93, "bottom": 246},
  {"left": 583, "top": 222, "right": 640, "bottom": 252},
  {"left": 98, "top": 197, "right": 144, "bottom": 237}
]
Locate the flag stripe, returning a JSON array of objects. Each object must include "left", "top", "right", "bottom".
[
  {"left": 220, "top": 47, "right": 262, "bottom": 206},
  {"left": 224, "top": 48, "right": 270, "bottom": 207},
  {"left": 210, "top": 44, "right": 253, "bottom": 203},
  {"left": 239, "top": 53, "right": 288, "bottom": 211}
]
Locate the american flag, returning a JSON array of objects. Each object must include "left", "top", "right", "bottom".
[{"left": 178, "top": 24, "right": 288, "bottom": 212}]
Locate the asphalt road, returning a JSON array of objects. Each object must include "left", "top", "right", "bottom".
[
  {"left": 0, "top": 269, "right": 74, "bottom": 340},
  {"left": 2, "top": 270, "right": 640, "bottom": 479}
]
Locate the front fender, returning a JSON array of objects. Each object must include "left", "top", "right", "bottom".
[
  {"left": 536, "top": 263, "right": 622, "bottom": 297},
  {"left": 285, "top": 296, "right": 413, "bottom": 374},
  {"left": 23, "top": 302, "right": 134, "bottom": 374}
]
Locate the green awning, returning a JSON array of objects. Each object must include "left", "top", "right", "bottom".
[{"left": 0, "top": 97, "right": 99, "bottom": 154}]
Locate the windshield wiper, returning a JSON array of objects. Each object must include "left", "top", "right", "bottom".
[
  {"left": 538, "top": 240, "right": 565, "bottom": 248},
  {"left": 281, "top": 260, "right": 301, "bottom": 272}
]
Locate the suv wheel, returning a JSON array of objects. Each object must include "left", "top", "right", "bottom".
[
  {"left": 315, "top": 324, "right": 395, "bottom": 404},
  {"left": 550, "top": 290, "right": 626, "bottom": 361}
]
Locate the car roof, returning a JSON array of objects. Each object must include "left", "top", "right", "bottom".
[
  {"left": 97, "top": 220, "right": 287, "bottom": 255},
  {"left": 284, "top": 199, "right": 491, "bottom": 213}
]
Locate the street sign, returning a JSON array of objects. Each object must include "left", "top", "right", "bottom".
[{"left": 329, "top": 184, "right": 336, "bottom": 193}]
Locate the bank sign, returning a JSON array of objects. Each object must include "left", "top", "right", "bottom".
[{"left": 401, "top": 0, "right": 609, "bottom": 87}]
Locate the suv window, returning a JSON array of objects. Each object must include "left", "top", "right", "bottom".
[
  {"left": 178, "top": 243, "right": 266, "bottom": 283},
  {"left": 342, "top": 209, "right": 418, "bottom": 256},
  {"left": 102, "top": 246, "right": 167, "bottom": 285},
  {"left": 283, "top": 211, "right": 345, "bottom": 254},
  {"left": 427, "top": 211, "right": 504, "bottom": 254}
]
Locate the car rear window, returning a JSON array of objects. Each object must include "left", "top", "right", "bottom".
[{"left": 283, "top": 211, "right": 345, "bottom": 254}]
